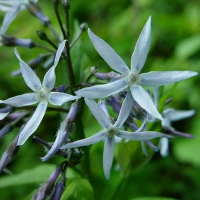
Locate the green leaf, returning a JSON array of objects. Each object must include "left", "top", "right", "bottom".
[
  {"left": 61, "top": 178, "right": 94, "bottom": 200},
  {"left": 117, "top": 140, "right": 153, "bottom": 177},
  {"left": 130, "top": 197, "right": 177, "bottom": 200},
  {"left": 0, "top": 164, "right": 55, "bottom": 188}
]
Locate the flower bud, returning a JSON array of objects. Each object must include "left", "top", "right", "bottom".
[
  {"left": 26, "top": 2, "right": 50, "bottom": 26},
  {"left": 0, "top": 125, "right": 12, "bottom": 140},
  {"left": 80, "top": 22, "right": 88, "bottom": 31},
  {"left": 1, "top": 35, "right": 35, "bottom": 48},
  {"left": 50, "top": 178, "right": 65, "bottom": 200},
  {"left": 66, "top": 102, "right": 79, "bottom": 124},
  {"left": 55, "top": 85, "right": 67, "bottom": 93}
]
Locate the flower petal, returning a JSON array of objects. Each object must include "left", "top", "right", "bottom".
[
  {"left": 53, "top": 40, "right": 66, "bottom": 68},
  {"left": 103, "top": 136, "right": 115, "bottom": 179},
  {"left": 75, "top": 78, "right": 128, "bottom": 98},
  {"left": 130, "top": 85, "right": 163, "bottom": 120},
  {"left": 49, "top": 92, "right": 79, "bottom": 106},
  {"left": 0, "top": 5, "right": 21, "bottom": 35},
  {"left": 41, "top": 126, "right": 68, "bottom": 161},
  {"left": 117, "top": 130, "right": 164, "bottom": 140},
  {"left": 159, "top": 137, "right": 169, "bottom": 157},
  {"left": 17, "top": 102, "right": 47, "bottom": 145},
  {"left": 85, "top": 98, "right": 112, "bottom": 129},
  {"left": 88, "top": 29, "right": 129, "bottom": 75},
  {"left": 113, "top": 91, "right": 133, "bottom": 128},
  {"left": 42, "top": 67, "right": 55, "bottom": 90},
  {"left": 140, "top": 71, "right": 198, "bottom": 87},
  {"left": 0, "top": 112, "right": 9, "bottom": 120},
  {"left": 3, "top": 93, "right": 38, "bottom": 107},
  {"left": 60, "top": 131, "right": 105, "bottom": 149},
  {"left": 168, "top": 110, "right": 195, "bottom": 122},
  {"left": 131, "top": 16, "right": 151, "bottom": 73},
  {"left": 14, "top": 49, "right": 41, "bottom": 92}
]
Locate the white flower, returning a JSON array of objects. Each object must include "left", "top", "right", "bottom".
[
  {"left": 2, "top": 40, "right": 79, "bottom": 145},
  {"left": 61, "top": 92, "right": 165, "bottom": 179},
  {"left": 0, "top": 0, "right": 37, "bottom": 36},
  {"left": 75, "top": 16, "right": 197, "bottom": 120}
]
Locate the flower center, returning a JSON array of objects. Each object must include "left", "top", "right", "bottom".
[
  {"left": 36, "top": 87, "right": 50, "bottom": 102},
  {"left": 106, "top": 127, "right": 118, "bottom": 137},
  {"left": 125, "top": 71, "right": 140, "bottom": 85}
]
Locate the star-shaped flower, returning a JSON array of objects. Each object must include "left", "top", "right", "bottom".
[
  {"left": 2, "top": 40, "right": 79, "bottom": 145},
  {"left": 0, "top": 1, "right": 38, "bottom": 36},
  {"left": 61, "top": 92, "right": 165, "bottom": 179},
  {"left": 75, "top": 16, "right": 197, "bottom": 120}
]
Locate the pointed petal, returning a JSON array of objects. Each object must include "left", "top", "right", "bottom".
[
  {"left": 75, "top": 78, "right": 128, "bottom": 98},
  {"left": 159, "top": 137, "right": 169, "bottom": 157},
  {"left": 103, "top": 137, "right": 115, "bottom": 179},
  {"left": 42, "top": 67, "right": 55, "bottom": 90},
  {"left": 60, "top": 131, "right": 105, "bottom": 149},
  {"left": 14, "top": 49, "right": 41, "bottom": 92},
  {"left": 131, "top": 16, "right": 151, "bottom": 73},
  {"left": 168, "top": 110, "right": 195, "bottom": 122},
  {"left": 88, "top": 29, "right": 129, "bottom": 75},
  {"left": 117, "top": 130, "right": 164, "bottom": 140},
  {"left": 85, "top": 98, "right": 112, "bottom": 129},
  {"left": 0, "top": 112, "right": 9, "bottom": 120},
  {"left": 0, "top": 5, "right": 21, "bottom": 35},
  {"left": 3, "top": 93, "right": 37, "bottom": 107},
  {"left": 17, "top": 102, "right": 47, "bottom": 145},
  {"left": 140, "top": 71, "right": 198, "bottom": 86},
  {"left": 41, "top": 129, "right": 68, "bottom": 161},
  {"left": 49, "top": 92, "right": 79, "bottom": 106},
  {"left": 113, "top": 91, "right": 133, "bottom": 128},
  {"left": 53, "top": 40, "right": 66, "bottom": 68},
  {"left": 141, "top": 141, "right": 148, "bottom": 156},
  {"left": 130, "top": 85, "right": 163, "bottom": 120}
]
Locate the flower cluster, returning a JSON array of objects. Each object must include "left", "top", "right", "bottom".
[{"left": 0, "top": 2, "right": 198, "bottom": 198}]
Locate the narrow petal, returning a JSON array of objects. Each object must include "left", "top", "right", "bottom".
[
  {"left": 103, "top": 137, "right": 115, "bottom": 179},
  {"left": 130, "top": 85, "right": 163, "bottom": 120},
  {"left": 159, "top": 137, "right": 169, "bottom": 157},
  {"left": 75, "top": 78, "right": 128, "bottom": 98},
  {"left": 53, "top": 40, "right": 67, "bottom": 68},
  {"left": 3, "top": 93, "right": 38, "bottom": 107},
  {"left": 60, "top": 131, "right": 105, "bottom": 149},
  {"left": 0, "top": 5, "right": 21, "bottom": 34},
  {"left": 85, "top": 98, "right": 112, "bottom": 129},
  {"left": 49, "top": 92, "right": 79, "bottom": 106},
  {"left": 41, "top": 129, "right": 68, "bottom": 161},
  {"left": 168, "top": 110, "right": 195, "bottom": 122},
  {"left": 140, "top": 71, "right": 198, "bottom": 87},
  {"left": 113, "top": 91, "right": 133, "bottom": 128},
  {"left": 17, "top": 102, "right": 47, "bottom": 145},
  {"left": 117, "top": 130, "right": 164, "bottom": 140},
  {"left": 131, "top": 16, "right": 151, "bottom": 73},
  {"left": 42, "top": 67, "right": 55, "bottom": 90},
  {"left": 88, "top": 29, "right": 129, "bottom": 75},
  {"left": 14, "top": 49, "right": 41, "bottom": 92},
  {"left": 0, "top": 112, "right": 9, "bottom": 120}
]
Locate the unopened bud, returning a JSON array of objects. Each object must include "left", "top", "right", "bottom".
[
  {"left": 1, "top": 35, "right": 35, "bottom": 48},
  {"left": 0, "top": 124, "right": 12, "bottom": 140},
  {"left": 55, "top": 85, "right": 67, "bottom": 93},
  {"left": 36, "top": 30, "right": 49, "bottom": 41},
  {"left": 26, "top": 2, "right": 50, "bottom": 26},
  {"left": 107, "top": 96, "right": 121, "bottom": 114},
  {"left": 50, "top": 178, "right": 65, "bottom": 200},
  {"left": 66, "top": 102, "right": 79, "bottom": 124},
  {"left": 80, "top": 22, "right": 88, "bottom": 31},
  {"left": 62, "top": 0, "right": 70, "bottom": 8}
]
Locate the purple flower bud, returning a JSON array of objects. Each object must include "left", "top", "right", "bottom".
[
  {"left": 0, "top": 125, "right": 11, "bottom": 140},
  {"left": 94, "top": 71, "right": 120, "bottom": 80},
  {"left": 50, "top": 179, "right": 65, "bottom": 200},
  {"left": 1, "top": 35, "right": 35, "bottom": 48},
  {"left": 55, "top": 85, "right": 67, "bottom": 93},
  {"left": 107, "top": 96, "right": 121, "bottom": 114},
  {"left": 26, "top": 2, "right": 50, "bottom": 26},
  {"left": 66, "top": 102, "right": 79, "bottom": 124},
  {"left": 32, "top": 165, "right": 62, "bottom": 200},
  {"left": 0, "top": 134, "right": 20, "bottom": 173}
]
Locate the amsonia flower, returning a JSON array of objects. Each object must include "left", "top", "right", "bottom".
[
  {"left": 76, "top": 16, "right": 197, "bottom": 120},
  {"left": 2, "top": 40, "right": 79, "bottom": 145},
  {"left": 61, "top": 92, "right": 165, "bottom": 179}
]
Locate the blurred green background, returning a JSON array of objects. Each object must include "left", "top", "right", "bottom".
[{"left": 0, "top": 0, "right": 200, "bottom": 199}]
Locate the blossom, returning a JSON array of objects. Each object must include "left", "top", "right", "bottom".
[
  {"left": 61, "top": 92, "right": 165, "bottom": 179},
  {"left": 1, "top": 40, "right": 79, "bottom": 145},
  {"left": 75, "top": 16, "right": 197, "bottom": 120},
  {"left": 0, "top": 1, "right": 38, "bottom": 36}
]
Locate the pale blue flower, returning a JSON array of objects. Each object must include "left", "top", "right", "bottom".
[
  {"left": 75, "top": 16, "right": 197, "bottom": 120},
  {"left": 0, "top": 0, "right": 38, "bottom": 36},
  {"left": 0, "top": 112, "right": 8, "bottom": 120},
  {"left": 2, "top": 40, "right": 79, "bottom": 145},
  {"left": 61, "top": 92, "right": 165, "bottom": 179}
]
